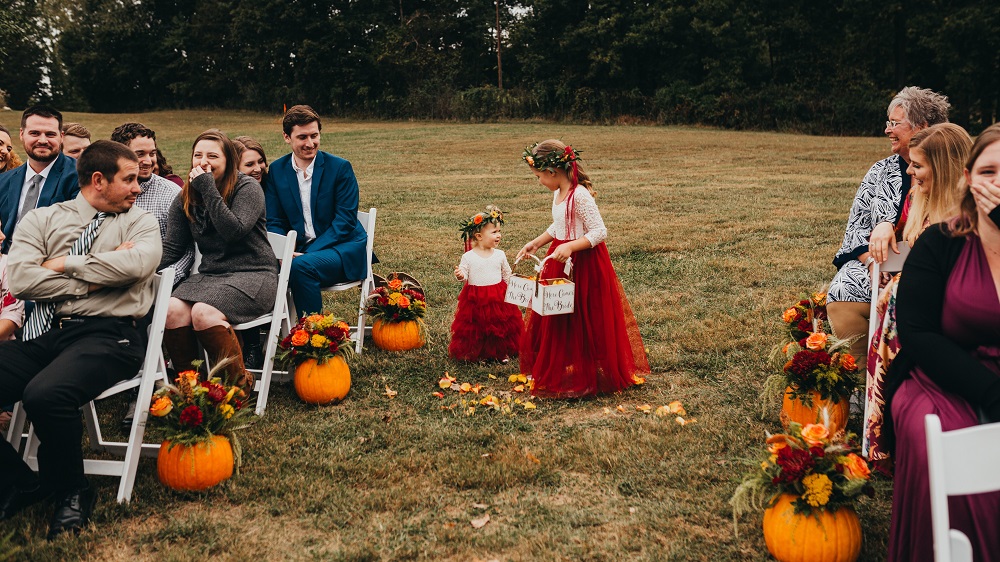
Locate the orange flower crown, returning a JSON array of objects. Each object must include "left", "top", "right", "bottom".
[{"left": 459, "top": 205, "right": 505, "bottom": 247}]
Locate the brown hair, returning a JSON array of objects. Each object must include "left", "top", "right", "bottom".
[
  {"left": 234, "top": 135, "right": 267, "bottom": 164},
  {"left": 0, "top": 124, "right": 22, "bottom": 172},
  {"left": 182, "top": 129, "right": 240, "bottom": 221},
  {"left": 20, "top": 105, "right": 63, "bottom": 129},
  {"left": 281, "top": 105, "right": 322, "bottom": 136},
  {"left": 77, "top": 140, "right": 139, "bottom": 188},
  {"left": 530, "top": 139, "right": 596, "bottom": 197},
  {"left": 950, "top": 123, "right": 1000, "bottom": 237},
  {"left": 62, "top": 122, "right": 92, "bottom": 140},
  {"left": 902, "top": 123, "right": 972, "bottom": 245},
  {"left": 110, "top": 122, "right": 155, "bottom": 145}
]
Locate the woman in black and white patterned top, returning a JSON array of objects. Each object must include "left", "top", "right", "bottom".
[{"left": 827, "top": 86, "right": 950, "bottom": 370}]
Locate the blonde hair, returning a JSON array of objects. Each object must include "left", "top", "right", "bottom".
[
  {"left": 531, "top": 139, "right": 596, "bottom": 197},
  {"left": 901, "top": 123, "right": 972, "bottom": 245}
]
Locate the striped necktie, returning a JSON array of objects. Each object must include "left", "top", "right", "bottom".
[{"left": 22, "top": 212, "right": 108, "bottom": 340}]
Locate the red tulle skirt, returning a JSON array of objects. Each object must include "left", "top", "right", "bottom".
[
  {"left": 520, "top": 240, "right": 650, "bottom": 398},
  {"left": 449, "top": 281, "right": 525, "bottom": 361}
]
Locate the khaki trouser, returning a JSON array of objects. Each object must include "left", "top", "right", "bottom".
[{"left": 826, "top": 301, "right": 870, "bottom": 371}]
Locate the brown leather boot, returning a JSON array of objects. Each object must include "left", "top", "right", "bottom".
[
  {"left": 195, "top": 325, "right": 255, "bottom": 390},
  {"left": 163, "top": 326, "right": 201, "bottom": 373}
]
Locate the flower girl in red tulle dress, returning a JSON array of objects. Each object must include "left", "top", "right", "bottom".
[
  {"left": 449, "top": 206, "right": 524, "bottom": 362},
  {"left": 516, "top": 140, "right": 650, "bottom": 397}
]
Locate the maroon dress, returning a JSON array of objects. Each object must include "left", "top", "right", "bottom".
[{"left": 889, "top": 235, "right": 1000, "bottom": 561}]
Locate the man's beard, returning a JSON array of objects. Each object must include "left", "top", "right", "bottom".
[{"left": 28, "top": 147, "right": 58, "bottom": 163}]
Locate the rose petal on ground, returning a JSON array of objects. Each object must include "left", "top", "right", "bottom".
[
  {"left": 384, "top": 386, "right": 397, "bottom": 399},
  {"left": 668, "top": 401, "right": 686, "bottom": 416},
  {"left": 654, "top": 405, "right": 670, "bottom": 417},
  {"left": 513, "top": 384, "right": 525, "bottom": 393},
  {"left": 470, "top": 513, "right": 490, "bottom": 529},
  {"left": 432, "top": 392, "right": 444, "bottom": 398},
  {"left": 525, "top": 451, "right": 540, "bottom": 464},
  {"left": 460, "top": 382, "right": 472, "bottom": 393},
  {"left": 616, "top": 405, "right": 628, "bottom": 413},
  {"left": 522, "top": 402, "right": 536, "bottom": 410},
  {"left": 636, "top": 404, "right": 652, "bottom": 413},
  {"left": 488, "top": 374, "right": 497, "bottom": 379},
  {"left": 472, "top": 502, "right": 488, "bottom": 509}
]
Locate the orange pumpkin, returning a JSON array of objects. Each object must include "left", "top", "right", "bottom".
[
  {"left": 371, "top": 319, "right": 424, "bottom": 351},
  {"left": 157, "top": 435, "right": 234, "bottom": 491},
  {"left": 294, "top": 356, "right": 351, "bottom": 404},
  {"left": 763, "top": 493, "right": 862, "bottom": 562},
  {"left": 780, "top": 387, "right": 850, "bottom": 435}
]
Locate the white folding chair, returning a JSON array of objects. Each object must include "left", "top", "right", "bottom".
[
  {"left": 925, "top": 414, "right": 1000, "bottom": 562},
  {"left": 16, "top": 268, "right": 174, "bottom": 503},
  {"left": 230, "top": 231, "right": 296, "bottom": 416},
  {"left": 317, "top": 208, "right": 377, "bottom": 354},
  {"left": 867, "top": 240, "right": 911, "bottom": 347}
]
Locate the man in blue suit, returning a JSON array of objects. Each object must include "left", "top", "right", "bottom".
[
  {"left": 264, "top": 105, "right": 369, "bottom": 317},
  {"left": 0, "top": 106, "right": 80, "bottom": 253}
]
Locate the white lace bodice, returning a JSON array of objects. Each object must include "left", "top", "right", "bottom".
[
  {"left": 458, "top": 248, "right": 512, "bottom": 286},
  {"left": 546, "top": 187, "right": 608, "bottom": 246}
]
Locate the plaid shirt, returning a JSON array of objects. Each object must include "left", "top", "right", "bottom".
[{"left": 136, "top": 174, "right": 193, "bottom": 286}]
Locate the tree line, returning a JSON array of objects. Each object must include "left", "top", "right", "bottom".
[{"left": 2, "top": 0, "right": 998, "bottom": 134}]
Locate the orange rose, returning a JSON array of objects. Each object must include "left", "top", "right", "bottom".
[
  {"left": 840, "top": 353, "right": 858, "bottom": 371},
  {"left": 290, "top": 330, "right": 309, "bottom": 346},
  {"left": 805, "top": 332, "right": 828, "bottom": 351},
  {"left": 800, "top": 423, "right": 829, "bottom": 446},
  {"left": 149, "top": 395, "right": 172, "bottom": 417},
  {"left": 397, "top": 295, "right": 411, "bottom": 308},
  {"left": 387, "top": 278, "right": 403, "bottom": 291},
  {"left": 782, "top": 307, "right": 800, "bottom": 323},
  {"left": 335, "top": 321, "right": 350, "bottom": 333},
  {"left": 473, "top": 214, "right": 483, "bottom": 224},
  {"left": 176, "top": 370, "right": 198, "bottom": 386},
  {"left": 843, "top": 453, "right": 871, "bottom": 480},
  {"left": 306, "top": 314, "right": 325, "bottom": 324}
]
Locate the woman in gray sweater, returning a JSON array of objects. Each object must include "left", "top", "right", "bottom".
[{"left": 160, "top": 129, "right": 278, "bottom": 389}]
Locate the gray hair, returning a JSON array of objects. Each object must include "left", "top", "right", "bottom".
[{"left": 888, "top": 86, "right": 950, "bottom": 127}]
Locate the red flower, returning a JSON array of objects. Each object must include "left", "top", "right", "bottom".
[
  {"left": 773, "top": 446, "right": 815, "bottom": 483},
  {"left": 786, "top": 350, "right": 832, "bottom": 377},
  {"left": 234, "top": 399, "right": 244, "bottom": 410},
  {"left": 810, "top": 446, "right": 825, "bottom": 458},
  {"left": 179, "top": 405, "right": 203, "bottom": 427},
  {"left": 207, "top": 384, "right": 226, "bottom": 403},
  {"left": 798, "top": 299, "right": 810, "bottom": 307},
  {"left": 796, "top": 319, "right": 812, "bottom": 332}
]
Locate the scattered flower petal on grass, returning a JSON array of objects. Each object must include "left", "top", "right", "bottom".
[
  {"left": 636, "top": 404, "right": 652, "bottom": 413},
  {"left": 460, "top": 382, "right": 472, "bottom": 393},
  {"left": 603, "top": 407, "right": 612, "bottom": 414},
  {"left": 488, "top": 374, "right": 497, "bottom": 379},
  {"left": 522, "top": 402, "right": 536, "bottom": 410},
  {"left": 616, "top": 405, "right": 628, "bottom": 413},
  {"left": 508, "top": 374, "right": 528, "bottom": 383},
  {"left": 675, "top": 416, "right": 697, "bottom": 426},
  {"left": 668, "top": 401, "right": 687, "bottom": 416},
  {"left": 513, "top": 384, "right": 525, "bottom": 393},
  {"left": 470, "top": 513, "right": 490, "bottom": 529},
  {"left": 525, "top": 450, "right": 540, "bottom": 464},
  {"left": 432, "top": 392, "right": 444, "bottom": 398},
  {"left": 384, "top": 386, "right": 397, "bottom": 399},
  {"left": 472, "top": 502, "right": 488, "bottom": 509}
]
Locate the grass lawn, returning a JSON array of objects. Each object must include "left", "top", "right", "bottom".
[{"left": 0, "top": 111, "right": 893, "bottom": 561}]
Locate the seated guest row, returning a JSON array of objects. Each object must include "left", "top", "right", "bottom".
[{"left": 0, "top": 104, "right": 370, "bottom": 538}]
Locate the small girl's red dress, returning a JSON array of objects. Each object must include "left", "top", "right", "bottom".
[
  {"left": 520, "top": 187, "right": 649, "bottom": 397},
  {"left": 449, "top": 248, "right": 524, "bottom": 361}
]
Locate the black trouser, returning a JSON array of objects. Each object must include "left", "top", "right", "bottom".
[{"left": 0, "top": 317, "right": 144, "bottom": 492}]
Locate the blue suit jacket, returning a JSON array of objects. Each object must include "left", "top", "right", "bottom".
[
  {"left": 0, "top": 153, "right": 80, "bottom": 253},
  {"left": 264, "top": 151, "right": 368, "bottom": 281}
]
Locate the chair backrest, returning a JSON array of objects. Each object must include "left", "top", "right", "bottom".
[
  {"left": 358, "top": 208, "right": 376, "bottom": 283},
  {"left": 925, "top": 414, "right": 1000, "bottom": 562},
  {"left": 868, "top": 240, "right": 912, "bottom": 344}
]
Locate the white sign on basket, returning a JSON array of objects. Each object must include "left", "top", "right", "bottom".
[
  {"left": 531, "top": 280, "right": 575, "bottom": 316},
  {"left": 504, "top": 274, "right": 535, "bottom": 308}
]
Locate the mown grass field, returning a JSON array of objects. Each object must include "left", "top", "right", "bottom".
[{"left": 0, "top": 111, "right": 893, "bottom": 561}]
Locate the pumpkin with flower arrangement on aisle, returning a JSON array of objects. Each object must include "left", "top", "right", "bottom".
[
  {"left": 148, "top": 359, "right": 256, "bottom": 491},
  {"left": 276, "top": 312, "right": 355, "bottom": 404},
  {"left": 731, "top": 422, "right": 874, "bottom": 562},
  {"left": 366, "top": 275, "right": 427, "bottom": 351}
]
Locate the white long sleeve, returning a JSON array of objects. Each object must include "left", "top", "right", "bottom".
[
  {"left": 545, "top": 187, "right": 608, "bottom": 246},
  {"left": 458, "top": 249, "right": 511, "bottom": 286}
]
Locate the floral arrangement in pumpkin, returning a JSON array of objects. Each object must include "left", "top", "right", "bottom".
[
  {"left": 731, "top": 421, "right": 874, "bottom": 522},
  {"left": 275, "top": 312, "right": 354, "bottom": 367},
  {"left": 366, "top": 276, "right": 427, "bottom": 323},
  {"left": 148, "top": 359, "right": 256, "bottom": 450},
  {"left": 768, "top": 331, "right": 861, "bottom": 405},
  {"left": 782, "top": 292, "right": 829, "bottom": 342}
]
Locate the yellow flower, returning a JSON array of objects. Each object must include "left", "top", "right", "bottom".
[
  {"left": 149, "top": 395, "right": 172, "bottom": 417},
  {"left": 311, "top": 334, "right": 328, "bottom": 348},
  {"left": 218, "top": 404, "right": 235, "bottom": 419},
  {"left": 388, "top": 292, "right": 402, "bottom": 305},
  {"left": 802, "top": 473, "right": 833, "bottom": 507}
]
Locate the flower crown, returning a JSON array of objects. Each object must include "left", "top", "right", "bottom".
[
  {"left": 521, "top": 143, "right": 582, "bottom": 173},
  {"left": 459, "top": 206, "right": 505, "bottom": 244}
]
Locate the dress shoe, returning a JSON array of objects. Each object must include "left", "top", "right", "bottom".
[
  {"left": 47, "top": 486, "right": 96, "bottom": 540},
  {"left": 0, "top": 482, "right": 52, "bottom": 520}
]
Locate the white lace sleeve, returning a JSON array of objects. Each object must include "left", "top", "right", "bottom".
[
  {"left": 458, "top": 252, "right": 471, "bottom": 282},
  {"left": 574, "top": 189, "right": 607, "bottom": 246},
  {"left": 499, "top": 250, "right": 512, "bottom": 282}
]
